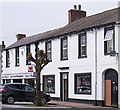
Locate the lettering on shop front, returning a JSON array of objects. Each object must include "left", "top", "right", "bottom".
[
  {"left": 10, "top": 75, "right": 23, "bottom": 78},
  {"left": 25, "top": 74, "right": 34, "bottom": 78}
]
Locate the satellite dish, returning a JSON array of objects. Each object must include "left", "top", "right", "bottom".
[{"left": 110, "top": 50, "right": 116, "bottom": 56}]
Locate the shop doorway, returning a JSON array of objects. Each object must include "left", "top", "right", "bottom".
[
  {"left": 104, "top": 69, "right": 118, "bottom": 107},
  {"left": 60, "top": 73, "right": 68, "bottom": 101}
]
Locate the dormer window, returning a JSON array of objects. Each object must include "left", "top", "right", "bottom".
[
  {"left": 104, "top": 26, "right": 115, "bottom": 55},
  {"left": 6, "top": 50, "right": 10, "bottom": 67}
]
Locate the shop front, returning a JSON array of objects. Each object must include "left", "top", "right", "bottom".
[{"left": 1, "top": 73, "right": 35, "bottom": 87}]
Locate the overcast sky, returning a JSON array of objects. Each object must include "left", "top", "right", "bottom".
[{"left": 0, "top": 1, "right": 119, "bottom": 46}]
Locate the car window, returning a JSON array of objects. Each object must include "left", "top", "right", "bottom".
[
  {"left": 24, "top": 85, "right": 34, "bottom": 91},
  {"left": 8, "top": 84, "right": 22, "bottom": 90}
]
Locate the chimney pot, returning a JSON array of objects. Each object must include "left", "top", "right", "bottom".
[
  {"left": 78, "top": 5, "right": 81, "bottom": 10},
  {"left": 74, "top": 5, "right": 77, "bottom": 10},
  {"left": 2, "top": 41, "right": 5, "bottom": 49}
]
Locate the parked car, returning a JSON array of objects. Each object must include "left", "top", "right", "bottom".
[{"left": 2, "top": 83, "right": 51, "bottom": 104}]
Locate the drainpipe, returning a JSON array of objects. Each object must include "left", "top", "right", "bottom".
[
  {"left": 118, "top": 23, "right": 120, "bottom": 108},
  {"left": 94, "top": 28, "right": 97, "bottom": 106},
  {"left": 118, "top": 2, "right": 120, "bottom": 108}
]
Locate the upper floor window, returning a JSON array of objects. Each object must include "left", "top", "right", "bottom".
[
  {"left": 15, "top": 47, "right": 19, "bottom": 66},
  {"left": 26, "top": 44, "right": 31, "bottom": 65},
  {"left": 104, "top": 26, "right": 115, "bottom": 55},
  {"left": 35, "top": 42, "right": 39, "bottom": 60},
  {"left": 61, "top": 37, "right": 68, "bottom": 60},
  {"left": 78, "top": 33, "right": 87, "bottom": 58},
  {"left": 45, "top": 41, "right": 52, "bottom": 61},
  {"left": 6, "top": 50, "right": 10, "bottom": 67}
]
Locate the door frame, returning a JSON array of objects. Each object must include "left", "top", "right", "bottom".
[{"left": 60, "top": 72, "right": 68, "bottom": 101}]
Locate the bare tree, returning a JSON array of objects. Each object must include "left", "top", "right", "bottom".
[{"left": 27, "top": 49, "right": 49, "bottom": 106}]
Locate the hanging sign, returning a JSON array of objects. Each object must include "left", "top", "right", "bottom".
[{"left": 28, "top": 65, "right": 33, "bottom": 72}]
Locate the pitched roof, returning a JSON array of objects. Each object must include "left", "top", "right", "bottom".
[{"left": 5, "top": 7, "right": 120, "bottom": 50}]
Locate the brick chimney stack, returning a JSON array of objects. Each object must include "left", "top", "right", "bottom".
[
  {"left": 16, "top": 34, "right": 26, "bottom": 41},
  {"left": 68, "top": 5, "right": 86, "bottom": 24}
]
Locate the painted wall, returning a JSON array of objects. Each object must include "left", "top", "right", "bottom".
[{"left": 2, "top": 24, "right": 118, "bottom": 101}]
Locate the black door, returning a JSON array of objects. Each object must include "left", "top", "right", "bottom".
[
  {"left": 64, "top": 79, "right": 68, "bottom": 101},
  {"left": 60, "top": 73, "right": 68, "bottom": 101},
  {"left": 105, "top": 69, "right": 118, "bottom": 107},
  {"left": 111, "top": 81, "right": 118, "bottom": 107}
]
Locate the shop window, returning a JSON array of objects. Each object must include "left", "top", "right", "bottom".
[
  {"left": 78, "top": 32, "right": 87, "bottom": 58},
  {"left": 6, "top": 79, "right": 11, "bottom": 83},
  {"left": 75, "top": 73, "right": 91, "bottom": 94},
  {"left": 24, "top": 79, "right": 34, "bottom": 87},
  {"left": 43, "top": 75, "right": 55, "bottom": 93},
  {"left": 13, "top": 79, "right": 22, "bottom": 83},
  {"left": 104, "top": 26, "right": 115, "bottom": 55}
]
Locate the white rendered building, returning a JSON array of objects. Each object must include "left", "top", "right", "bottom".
[{"left": 1, "top": 5, "right": 120, "bottom": 107}]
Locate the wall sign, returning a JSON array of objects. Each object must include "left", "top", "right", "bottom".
[{"left": 28, "top": 65, "right": 33, "bottom": 72}]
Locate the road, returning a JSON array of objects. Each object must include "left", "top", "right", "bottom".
[{"left": 1, "top": 102, "right": 120, "bottom": 110}]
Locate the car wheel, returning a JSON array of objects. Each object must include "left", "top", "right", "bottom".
[
  {"left": 41, "top": 97, "right": 47, "bottom": 105},
  {"left": 7, "top": 96, "right": 15, "bottom": 104}
]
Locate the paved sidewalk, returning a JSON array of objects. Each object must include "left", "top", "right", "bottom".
[{"left": 48, "top": 100, "right": 111, "bottom": 108}]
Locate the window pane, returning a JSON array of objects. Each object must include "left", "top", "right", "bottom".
[
  {"left": 63, "top": 39, "right": 67, "bottom": 48},
  {"left": 47, "top": 52, "right": 51, "bottom": 60},
  {"left": 81, "top": 46, "right": 86, "bottom": 56},
  {"left": 61, "top": 38, "right": 68, "bottom": 59},
  {"left": 105, "top": 30, "right": 113, "bottom": 41},
  {"left": 81, "top": 36, "right": 86, "bottom": 45},
  {"left": 46, "top": 42, "right": 51, "bottom": 60},
  {"left": 75, "top": 74, "right": 91, "bottom": 94},
  {"left": 107, "top": 39, "right": 113, "bottom": 53},
  {"left": 43, "top": 76, "right": 55, "bottom": 93},
  {"left": 6, "top": 79, "right": 11, "bottom": 83},
  {"left": 47, "top": 43, "right": 51, "bottom": 51},
  {"left": 63, "top": 49, "right": 67, "bottom": 59}
]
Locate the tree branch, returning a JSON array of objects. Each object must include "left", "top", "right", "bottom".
[
  {"left": 41, "top": 59, "right": 49, "bottom": 70},
  {"left": 27, "top": 53, "right": 37, "bottom": 64}
]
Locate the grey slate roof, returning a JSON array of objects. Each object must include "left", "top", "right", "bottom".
[{"left": 5, "top": 7, "right": 120, "bottom": 50}]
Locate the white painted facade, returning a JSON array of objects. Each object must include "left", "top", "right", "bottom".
[{"left": 1, "top": 23, "right": 119, "bottom": 106}]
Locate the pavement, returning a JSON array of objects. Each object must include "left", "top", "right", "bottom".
[
  {"left": 48, "top": 100, "right": 112, "bottom": 108},
  {"left": 2, "top": 100, "right": 116, "bottom": 109}
]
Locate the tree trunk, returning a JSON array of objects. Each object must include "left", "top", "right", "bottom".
[{"left": 34, "top": 66, "right": 43, "bottom": 106}]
